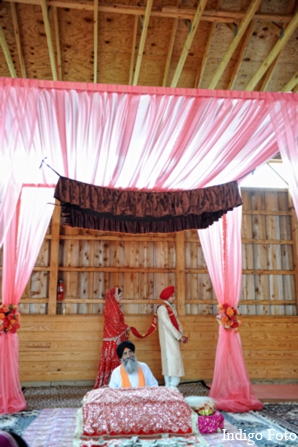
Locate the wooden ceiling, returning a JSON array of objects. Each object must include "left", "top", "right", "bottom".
[{"left": 0, "top": 0, "right": 298, "bottom": 92}]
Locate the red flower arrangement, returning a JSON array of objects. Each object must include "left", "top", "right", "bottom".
[
  {"left": 0, "top": 304, "right": 21, "bottom": 335},
  {"left": 216, "top": 303, "right": 240, "bottom": 332}
]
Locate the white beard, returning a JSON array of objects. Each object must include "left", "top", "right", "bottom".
[{"left": 121, "top": 355, "right": 139, "bottom": 374}]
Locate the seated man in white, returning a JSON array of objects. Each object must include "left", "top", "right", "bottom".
[{"left": 109, "top": 340, "right": 158, "bottom": 388}]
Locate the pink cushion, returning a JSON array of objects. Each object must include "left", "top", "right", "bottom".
[{"left": 198, "top": 411, "right": 224, "bottom": 434}]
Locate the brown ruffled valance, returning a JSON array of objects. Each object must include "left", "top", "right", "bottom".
[{"left": 54, "top": 176, "right": 242, "bottom": 234}]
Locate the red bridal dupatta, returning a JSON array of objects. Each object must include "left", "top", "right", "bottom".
[{"left": 94, "top": 288, "right": 129, "bottom": 388}]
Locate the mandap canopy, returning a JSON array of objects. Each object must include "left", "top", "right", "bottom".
[{"left": 0, "top": 77, "right": 298, "bottom": 414}]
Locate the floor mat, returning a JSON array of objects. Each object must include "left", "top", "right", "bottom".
[
  {"left": 2, "top": 406, "right": 298, "bottom": 447},
  {"left": 223, "top": 410, "right": 298, "bottom": 446},
  {"left": 23, "top": 408, "right": 78, "bottom": 447},
  {"left": 22, "top": 381, "right": 210, "bottom": 410},
  {"left": 22, "top": 386, "right": 91, "bottom": 410},
  {"left": 0, "top": 410, "right": 40, "bottom": 437},
  {"left": 257, "top": 402, "right": 298, "bottom": 435}
]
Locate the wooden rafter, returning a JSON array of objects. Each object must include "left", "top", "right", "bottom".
[
  {"left": 245, "top": 10, "right": 298, "bottom": 91},
  {"left": 260, "top": 55, "right": 280, "bottom": 92},
  {"left": 170, "top": 0, "right": 208, "bottom": 88},
  {"left": 0, "top": 22, "right": 17, "bottom": 77},
  {"left": 94, "top": 0, "right": 99, "bottom": 83},
  {"left": 162, "top": 1, "right": 180, "bottom": 87},
  {"left": 162, "top": 19, "right": 178, "bottom": 86},
  {"left": 194, "top": 21, "right": 216, "bottom": 88},
  {"left": 282, "top": 72, "right": 298, "bottom": 92},
  {"left": 228, "top": 20, "right": 254, "bottom": 90},
  {"left": 132, "top": 0, "right": 153, "bottom": 85},
  {"left": 260, "top": 1, "right": 296, "bottom": 92},
  {"left": 10, "top": 2, "right": 26, "bottom": 77},
  {"left": 208, "top": 0, "right": 263, "bottom": 89},
  {"left": 40, "top": 0, "right": 58, "bottom": 80},
  {"left": 52, "top": 7, "right": 62, "bottom": 80},
  {"left": 195, "top": 0, "right": 222, "bottom": 89},
  {"left": 2, "top": 0, "right": 297, "bottom": 24},
  {"left": 129, "top": 16, "right": 138, "bottom": 84}
]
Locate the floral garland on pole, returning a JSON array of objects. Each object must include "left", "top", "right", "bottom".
[
  {"left": 0, "top": 304, "right": 21, "bottom": 335},
  {"left": 216, "top": 303, "right": 240, "bottom": 332}
]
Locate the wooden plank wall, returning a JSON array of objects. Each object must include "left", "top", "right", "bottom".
[
  {"left": 1, "top": 187, "right": 298, "bottom": 384},
  {"left": 19, "top": 314, "right": 298, "bottom": 383}
]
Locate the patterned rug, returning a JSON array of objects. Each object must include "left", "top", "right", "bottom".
[
  {"left": 0, "top": 410, "right": 40, "bottom": 437},
  {"left": 3, "top": 407, "right": 296, "bottom": 447},
  {"left": 258, "top": 402, "right": 298, "bottom": 435},
  {"left": 2, "top": 385, "right": 297, "bottom": 447},
  {"left": 222, "top": 410, "right": 298, "bottom": 447},
  {"left": 22, "top": 385, "right": 91, "bottom": 410},
  {"left": 22, "top": 381, "right": 210, "bottom": 410},
  {"left": 1, "top": 406, "right": 298, "bottom": 447}
]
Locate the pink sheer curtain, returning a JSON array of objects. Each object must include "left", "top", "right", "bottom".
[
  {"left": 0, "top": 186, "right": 54, "bottom": 414},
  {"left": 0, "top": 78, "right": 280, "bottom": 193},
  {"left": 199, "top": 206, "right": 263, "bottom": 411},
  {"left": 267, "top": 93, "right": 298, "bottom": 215},
  {"left": 0, "top": 80, "right": 40, "bottom": 248},
  {"left": 1, "top": 78, "right": 297, "bottom": 414}
]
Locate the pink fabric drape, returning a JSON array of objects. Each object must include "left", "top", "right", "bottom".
[
  {"left": 0, "top": 78, "right": 281, "bottom": 194},
  {"left": 199, "top": 206, "right": 263, "bottom": 412},
  {"left": 1, "top": 78, "right": 297, "bottom": 414},
  {"left": 0, "top": 187, "right": 54, "bottom": 414},
  {"left": 267, "top": 93, "right": 298, "bottom": 216}
]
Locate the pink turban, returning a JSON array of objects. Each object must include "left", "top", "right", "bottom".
[{"left": 160, "top": 286, "right": 175, "bottom": 300}]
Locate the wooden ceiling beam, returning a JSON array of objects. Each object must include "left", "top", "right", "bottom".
[
  {"left": 245, "top": 10, "right": 298, "bottom": 91},
  {"left": 170, "top": 0, "right": 208, "bottom": 88},
  {"left": 259, "top": 56, "right": 280, "bottom": 92},
  {"left": 195, "top": 0, "right": 222, "bottom": 89},
  {"left": 40, "top": 0, "right": 58, "bottom": 80},
  {"left": 162, "top": 0, "right": 180, "bottom": 87},
  {"left": 4, "top": 0, "right": 294, "bottom": 24},
  {"left": 228, "top": 20, "right": 254, "bottom": 90},
  {"left": 208, "top": 0, "right": 263, "bottom": 90},
  {"left": 260, "top": 1, "right": 297, "bottom": 92},
  {"left": 129, "top": 16, "right": 138, "bottom": 84},
  {"left": 282, "top": 72, "right": 298, "bottom": 92},
  {"left": 52, "top": 7, "right": 62, "bottom": 80},
  {"left": 93, "top": 0, "right": 99, "bottom": 83},
  {"left": 10, "top": 2, "right": 26, "bottom": 77},
  {"left": 0, "top": 22, "right": 17, "bottom": 77},
  {"left": 194, "top": 21, "right": 216, "bottom": 88},
  {"left": 132, "top": 0, "right": 153, "bottom": 85},
  {"left": 162, "top": 19, "right": 178, "bottom": 86}
]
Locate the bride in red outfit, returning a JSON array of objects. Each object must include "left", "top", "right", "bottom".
[{"left": 94, "top": 287, "right": 130, "bottom": 388}]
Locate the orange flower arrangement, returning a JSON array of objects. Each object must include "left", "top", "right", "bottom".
[
  {"left": 216, "top": 303, "right": 240, "bottom": 332},
  {"left": 0, "top": 304, "right": 21, "bottom": 335}
]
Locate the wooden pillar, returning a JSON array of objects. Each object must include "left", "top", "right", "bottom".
[
  {"left": 48, "top": 202, "right": 61, "bottom": 315},
  {"left": 175, "top": 231, "right": 186, "bottom": 316},
  {"left": 288, "top": 193, "right": 298, "bottom": 310}
]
